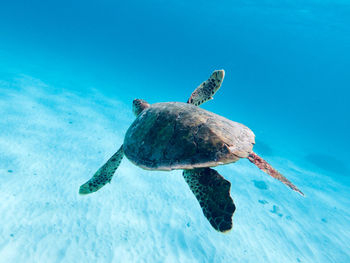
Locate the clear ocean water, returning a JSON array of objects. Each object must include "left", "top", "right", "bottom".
[{"left": 0, "top": 1, "right": 349, "bottom": 262}]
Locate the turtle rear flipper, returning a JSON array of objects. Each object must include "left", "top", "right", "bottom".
[
  {"left": 183, "top": 167, "right": 235, "bottom": 232},
  {"left": 79, "top": 145, "right": 124, "bottom": 194},
  {"left": 248, "top": 152, "right": 304, "bottom": 196},
  {"left": 187, "top": 70, "right": 225, "bottom": 106}
]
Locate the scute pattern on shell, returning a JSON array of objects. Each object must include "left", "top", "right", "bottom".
[{"left": 123, "top": 102, "right": 255, "bottom": 170}]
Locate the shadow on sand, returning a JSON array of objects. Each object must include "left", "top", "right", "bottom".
[
  {"left": 305, "top": 153, "right": 349, "bottom": 176},
  {"left": 254, "top": 139, "right": 274, "bottom": 156}
]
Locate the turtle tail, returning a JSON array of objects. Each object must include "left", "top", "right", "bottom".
[{"left": 248, "top": 152, "right": 304, "bottom": 196}]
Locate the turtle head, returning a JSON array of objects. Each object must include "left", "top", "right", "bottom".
[{"left": 132, "top": 99, "right": 150, "bottom": 117}]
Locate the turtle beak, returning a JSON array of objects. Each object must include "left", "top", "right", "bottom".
[{"left": 132, "top": 99, "right": 150, "bottom": 117}]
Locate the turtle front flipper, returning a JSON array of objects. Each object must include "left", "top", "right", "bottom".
[
  {"left": 183, "top": 167, "right": 235, "bottom": 233},
  {"left": 187, "top": 69, "right": 225, "bottom": 106},
  {"left": 79, "top": 145, "right": 124, "bottom": 195}
]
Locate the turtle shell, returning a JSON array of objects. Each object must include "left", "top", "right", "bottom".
[{"left": 123, "top": 102, "right": 255, "bottom": 170}]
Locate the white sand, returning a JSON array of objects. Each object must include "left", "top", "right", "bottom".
[{"left": 0, "top": 75, "right": 349, "bottom": 263}]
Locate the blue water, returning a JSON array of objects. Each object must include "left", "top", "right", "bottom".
[{"left": 1, "top": 1, "right": 349, "bottom": 262}]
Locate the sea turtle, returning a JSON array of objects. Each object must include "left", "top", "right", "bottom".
[{"left": 79, "top": 70, "right": 303, "bottom": 233}]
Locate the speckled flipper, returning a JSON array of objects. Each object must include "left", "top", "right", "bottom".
[
  {"left": 248, "top": 152, "right": 304, "bottom": 196},
  {"left": 183, "top": 167, "right": 235, "bottom": 232},
  {"left": 79, "top": 145, "right": 124, "bottom": 195},
  {"left": 187, "top": 70, "right": 225, "bottom": 106}
]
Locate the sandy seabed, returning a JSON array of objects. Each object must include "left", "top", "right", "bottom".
[{"left": 0, "top": 75, "right": 349, "bottom": 263}]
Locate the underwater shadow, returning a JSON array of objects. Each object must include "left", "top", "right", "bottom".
[
  {"left": 254, "top": 139, "right": 274, "bottom": 156},
  {"left": 305, "top": 153, "right": 349, "bottom": 176},
  {"left": 252, "top": 180, "right": 269, "bottom": 190}
]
